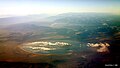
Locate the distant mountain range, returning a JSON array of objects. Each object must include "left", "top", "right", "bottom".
[
  {"left": 0, "top": 13, "right": 120, "bottom": 32},
  {"left": 0, "top": 14, "right": 49, "bottom": 27}
]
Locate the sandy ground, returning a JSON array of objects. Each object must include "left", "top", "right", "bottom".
[
  {"left": 0, "top": 41, "right": 119, "bottom": 68},
  {"left": 0, "top": 41, "right": 51, "bottom": 63},
  {"left": 0, "top": 41, "right": 71, "bottom": 63}
]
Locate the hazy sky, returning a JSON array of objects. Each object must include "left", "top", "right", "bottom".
[{"left": 0, "top": 0, "right": 120, "bottom": 17}]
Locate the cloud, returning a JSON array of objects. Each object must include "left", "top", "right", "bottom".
[{"left": 87, "top": 43, "right": 110, "bottom": 53}]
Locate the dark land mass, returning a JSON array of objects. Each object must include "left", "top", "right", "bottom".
[{"left": 0, "top": 13, "right": 120, "bottom": 68}]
